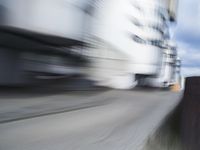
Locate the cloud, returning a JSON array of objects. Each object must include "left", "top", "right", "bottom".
[
  {"left": 175, "top": 0, "right": 200, "bottom": 40},
  {"left": 175, "top": 31, "right": 200, "bottom": 48},
  {"left": 178, "top": 42, "right": 200, "bottom": 66},
  {"left": 174, "top": 0, "right": 200, "bottom": 76},
  {"left": 175, "top": 0, "right": 200, "bottom": 42},
  {"left": 182, "top": 67, "right": 200, "bottom": 77},
  {"left": 176, "top": 41, "right": 200, "bottom": 77}
]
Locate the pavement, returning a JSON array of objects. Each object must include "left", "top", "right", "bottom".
[{"left": 0, "top": 89, "right": 181, "bottom": 150}]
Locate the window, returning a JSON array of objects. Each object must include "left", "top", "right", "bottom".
[
  {"left": 149, "top": 25, "right": 164, "bottom": 35},
  {"left": 132, "top": 18, "right": 142, "bottom": 27},
  {"left": 148, "top": 40, "right": 163, "bottom": 48},
  {"left": 132, "top": 35, "right": 146, "bottom": 44}
]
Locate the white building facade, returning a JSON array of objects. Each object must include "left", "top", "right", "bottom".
[{"left": 85, "top": 0, "right": 180, "bottom": 89}]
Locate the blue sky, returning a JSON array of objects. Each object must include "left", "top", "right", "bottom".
[{"left": 174, "top": 0, "right": 200, "bottom": 76}]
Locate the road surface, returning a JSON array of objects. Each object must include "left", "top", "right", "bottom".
[{"left": 0, "top": 89, "right": 181, "bottom": 150}]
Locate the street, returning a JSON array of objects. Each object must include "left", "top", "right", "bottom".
[{"left": 0, "top": 89, "right": 181, "bottom": 150}]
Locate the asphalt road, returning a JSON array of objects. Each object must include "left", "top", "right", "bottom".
[{"left": 0, "top": 89, "right": 181, "bottom": 150}]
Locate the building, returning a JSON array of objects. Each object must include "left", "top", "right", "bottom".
[
  {"left": 145, "top": 41, "right": 181, "bottom": 87},
  {"left": 84, "top": 0, "right": 180, "bottom": 89},
  {"left": 0, "top": 0, "right": 89, "bottom": 85},
  {"left": 0, "top": 0, "right": 180, "bottom": 88}
]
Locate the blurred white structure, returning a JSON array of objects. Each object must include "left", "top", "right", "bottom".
[
  {"left": 0, "top": 0, "right": 90, "bottom": 85},
  {"left": 0, "top": 0, "right": 181, "bottom": 88},
  {"left": 85, "top": 0, "right": 180, "bottom": 89},
  {"left": 0, "top": 0, "right": 91, "bottom": 41},
  {"left": 145, "top": 41, "right": 181, "bottom": 87}
]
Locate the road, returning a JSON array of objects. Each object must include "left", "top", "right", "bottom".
[{"left": 0, "top": 89, "right": 181, "bottom": 150}]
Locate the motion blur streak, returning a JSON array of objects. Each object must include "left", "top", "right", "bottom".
[
  {"left": 0, "top": 0, "right": 183, "bottom": 89},
  {"left": 0, "top": 1, "right": 188, "bottom": 150},
  {"left": 0, "top": 90, "right": 181, "bottom": 150}
]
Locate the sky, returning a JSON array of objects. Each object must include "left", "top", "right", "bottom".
[{"left": 174, "top": 0, "right": 200, "bottom": 76}]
